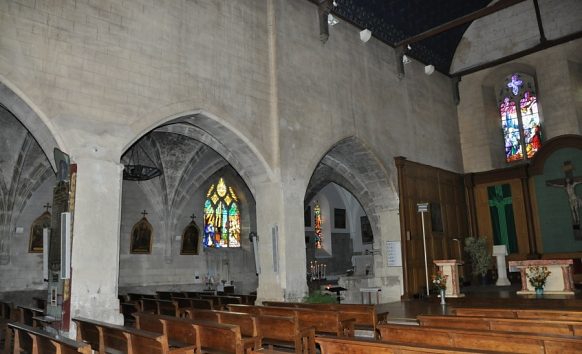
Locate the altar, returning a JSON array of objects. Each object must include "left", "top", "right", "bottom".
[{"left": 508, "top": 259, "right": 575, "bottom": 295}]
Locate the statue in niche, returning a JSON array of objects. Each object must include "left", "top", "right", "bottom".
[
  {"left": 130, "top": 210, "right": 153, "bottom": 254},
  {"left": 181, "top": 214, "right": 200, "bottom": 255},
  {"left": 29, "top": 204, "right": 52, "bottom": 253}
]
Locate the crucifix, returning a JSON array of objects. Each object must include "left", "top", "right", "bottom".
[
  {"left": 488, "top": 185, "right": 515, "bottom": 252},
  {"left": 190, "top": 214, "right": 196, "bottom": 221},
  {"left": 546, "top": 161, "right": 582, "bottom": 235},
  {"left": 141, "top": 210, "right": 148, "bottom": 218},
  {"left": 507, "top": 74, "right": 523, "bottom": 96},
  {"left": 43, "top": 203, "right": 52, "bottom": 213}
]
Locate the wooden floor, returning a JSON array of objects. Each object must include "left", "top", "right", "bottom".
[{"left": 379, "top": 284, "right": 582, "bottom": 322}]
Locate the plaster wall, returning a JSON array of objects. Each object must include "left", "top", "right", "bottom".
[
  {"left": 458, "top": 40, "right": 582, "bottom": 172},
  {"left": 451, "top": 0, "right": 582, "bottom": 74}
]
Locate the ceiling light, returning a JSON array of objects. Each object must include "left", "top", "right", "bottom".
[
  {"left": 328, "top": 13, "right": 339, "bottom": 26},
  {"left": 333, "top": 0, "right": 338, "bottom": 6},
  {"left": 402, "top": 54, "right": 411, "bottom": 65},
  {"left": 360, "top": 29, "right": 372, "bottom": 42},
  {"left": 424, "top": 65, "right": 435, "bottom": 75}
]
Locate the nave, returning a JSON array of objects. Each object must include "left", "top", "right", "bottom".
[{"left": 2, "top": 284, "right": 582, "bottom": 353}]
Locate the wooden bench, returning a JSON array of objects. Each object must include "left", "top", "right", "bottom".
[
  {"left": 256, "top": 315, "right": 315, "bottom": 354},
  {"left": 1, "top": 301, "right": 14, "bottom": 353},
  {"left": 417, "top": 314, "right": 582, "bottom": 336},
  {"left": 73, "top": 316, "right": 172, "bottom": 354},
  {"left": 262, "top": 301, "right": 384, "bottom": 334},
  {"left": 173, "top": 297, "right": 214, "bottom": 311},
  {"left": 178, "top": 309, "right": 259, "bottom": 349},
  {"left": 16, "top": 306, "right": 44, "bottom": 327},
  {"left": 315, "top": 336, "right": 504, "bottom": 354},
  {"left": 127, "top": 293, "right": 157, "bottom": 302},
  {"left": 229, "top": 304, "right": 355, "bottom": 337},
  {"left": 133, "top": 312, "right": 198, "bottom": 353},
  {"left": 9, "top": 322, "right": 92, "bottom": 354},
  {"left": 378, "top": 323, "right": 582, "bottom": 353},
  {"left": 453, "top": 307, "right": 582, "bottom": 321}
]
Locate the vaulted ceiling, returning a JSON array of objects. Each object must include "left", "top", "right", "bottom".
[{"left": 317, "top": 0, "right": 505, "bottom": 74}]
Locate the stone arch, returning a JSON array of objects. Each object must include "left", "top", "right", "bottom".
[
  {"left": 122, "top": 110, "right": 274, "bottom": 195},
  {"left": 0, "top": 78, "right": 62, "bottom": 171},
  {"left": 304, "top": 136, "right": 397, "bottom": 242}
]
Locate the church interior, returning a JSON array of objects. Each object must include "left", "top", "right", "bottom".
[{"left": 1, "top": 0, "right": 582, "bottom": 352}]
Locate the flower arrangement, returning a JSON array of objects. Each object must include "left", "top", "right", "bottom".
[
  {"left": 526, "top": 265, "right": 551, "bottom": 288},
  {"left": 432, "top": 270, "right": 448, "bottom": 291}
]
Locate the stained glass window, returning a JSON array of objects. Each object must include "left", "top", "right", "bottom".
[
  {"left": 314, "top": 202, "right": 322, "bottom": 249},
  {"left": 203, "top": 178, "right": 241, "bottom": 248},
  {"left": 498, "top": 73, "right": 542, "bottom": 162}
]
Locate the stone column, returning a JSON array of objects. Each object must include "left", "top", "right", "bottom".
[
  {"left": 69, "top": 157, "right": 124, "bottom": 327},
  {"left": 254, "top": 180, "right": 308, "bottom": 303}
]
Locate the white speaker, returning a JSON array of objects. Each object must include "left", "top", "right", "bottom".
[
  {"left": 43, "top": 228, "right": 50, "bottom": 281},
  {"left": 60, "top": 212, "right": 71, "bottom": 279}
]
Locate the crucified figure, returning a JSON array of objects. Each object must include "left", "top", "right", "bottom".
[{"left": 546, "top": 161, "right": 582, "bottom": 228}]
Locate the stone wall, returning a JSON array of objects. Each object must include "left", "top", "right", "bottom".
[{"left": 451, "top": 0, "right": 582, "bottom": 74}]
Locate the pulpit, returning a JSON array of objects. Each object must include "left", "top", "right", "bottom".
[
  {"left": 508, "top": 259, "right": 575, "bottom": 295},
  {"left": 493, "top": 245, "right": 511, "bottom": 286},
  {"left": 433, "top": 259, "right": 465, "bottom": 298}
]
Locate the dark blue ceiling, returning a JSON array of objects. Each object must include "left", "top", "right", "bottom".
[{"left": 328, "top": 0, "right": 494, "bottom": 74}]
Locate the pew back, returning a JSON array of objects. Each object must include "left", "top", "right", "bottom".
[
  {"left": 9, "top": 322, "right": 92, "bottom": 354},
  {"left": 194, "top": 321, "right": 244, "bottom": 354},
  {"left": 453, "top": 307, "right": 582, "bottom": 321}
]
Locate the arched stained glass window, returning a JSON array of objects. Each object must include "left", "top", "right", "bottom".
[
  {"left": 203, "top": 177, "right": 241, "bottom": 248},
  {"left": 498, "top": 73, "right": 542, "bottom": 162}
]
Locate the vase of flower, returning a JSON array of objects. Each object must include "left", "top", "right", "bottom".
[
  {"left": 526, "top": 265, "right": 551, "bottom": 296},
  {"left": 432, "top": 270, "right": 448, "bottom": 305}
]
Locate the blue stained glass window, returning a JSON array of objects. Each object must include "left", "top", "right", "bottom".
[
  {"left": 203, "top": 178, "right": 241, "bottom": 248},
  {"left": 498, "top": 73, "right": 542, "bottom": 163}
]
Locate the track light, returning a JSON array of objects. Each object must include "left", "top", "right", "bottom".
[
  {"left": 402, "top": 54, "right": 411, "bottom": 65},
  {"left": 328, "top": 13, "right": 339, "bottom": 26},
  {"left": 360, "top": 29, "right": 372, "bottom": 42},
  {"left": 424, "top": 64, "right": 435, "bottom": 75}
]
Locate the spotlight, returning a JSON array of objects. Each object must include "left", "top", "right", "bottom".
[
  {"left": 402, "top": 54, "right": 411, "bottom": 65},
  {"left": 424, "top": 64, "right": 435, "bottom": 75},
  {"left": 360, "top": 29, "right": 372, "bottom": 42},
  {"left": 333, "top": 0, "right": 338, "bottom": 6},
  {"left": 328, "top": 13, "right": 339, "bottom": 26},
  {"left": 407, "top": 44, "right": 412, "bottom": 51}
]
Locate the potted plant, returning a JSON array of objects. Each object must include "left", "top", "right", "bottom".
[
  {"left": 464, "top": 236, "right": 492, "bottom": 284},
  {"left": 303, "top": 290, "right": 336, "bottom": 304},
  {"left": 526, "top": 265, "right": 551, "bottom": 296}
]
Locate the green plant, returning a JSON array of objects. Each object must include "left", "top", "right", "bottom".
[
  {"left": 464, "top": 236, "right": 491, "bottom": 277},
  {"left": 303, "top": 290, "right": 336, "bottom": 304}
]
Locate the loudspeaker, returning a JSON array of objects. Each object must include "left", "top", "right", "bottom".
[{"left": 60, "top": 212, "right": 71, "bottom": 279}]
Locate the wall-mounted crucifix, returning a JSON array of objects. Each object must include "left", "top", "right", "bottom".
[{"left": 546, "top": 161, "right": 582, "bottom": 240}]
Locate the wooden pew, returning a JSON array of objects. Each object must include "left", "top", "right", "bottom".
[
  {"left": 120, "top": 302, "right": 140, "bottom": 325},
  {"left": 133, "top": 312, "right": 197, "bottom": 353},
  {"left": 315, "top": 336, "right": 504, "bottom": 354},
  {"left": 9, "top": 322, "right": 92, "bottom": 354},
  {"left": 140, "top": 298, "right": 161, "bottom": 314},
  {"left": 378, "top": 323, "right": 582, "bottom": 353},
  {"left": 256, "top": 315, "right": 315, "bottom": 354},
  {"left": 228, "top": 304, "right": 355, "bottom": 337},
  {"left": 173, "top": 297, "right": 214, "bottom": 311},
  {"left": 1, "top": 301, "right": 14, "bottom": 353},
  {"left": 417, "top": 314, "right": 582, "bottom": 336},
  {"left": 179, "top": 309, "right": 259, "bottom": 349},
  {"left": 127, "top": 293, "right": 157, "bottom": 302},
  {"left": 453, "top": 307, "right": 582, "bottom": 321},
  {"left": 262, "top": 301, "right": 384, "bottom": 333},
  {"left": 16, "top": 306, "right": 44, "bottom": 327},
  {"left": 73, "top": 316, "right": 171, "bottom": 354}
]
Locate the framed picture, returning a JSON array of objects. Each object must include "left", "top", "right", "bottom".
[
  {"left": 360, "top": 216, "right": 373, "bottom": 244},
  {"left": 334, "top": 208, "right": 346, "bottom": 229},
  {"left": 431, "top": 203, "right": 444, "bottom": 233},
  {"left": 181, "top": 221, "right": 200, "bottom": 255},
  {"left": 130, "top": 217, "right": 153, "bottom": 254},
  {"left": 29, "top": 211, "right": 51, "bottom": 253}
]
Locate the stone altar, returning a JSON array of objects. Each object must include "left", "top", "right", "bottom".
[{"left": 508, "top": 259, "right": 575, "bottom": 295}]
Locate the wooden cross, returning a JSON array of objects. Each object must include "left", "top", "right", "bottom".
[
  {"left": 141, "top": 210, "right": 148, "bottom": 218},
  {"left": 488, "top": 185, "right": 513, "bottom": 248},
  {"left": 43, "top": 203, "right": 52, "bottom": 212},
  {"left": 546, "top": 161, "right": 582, "bottom": 228}
]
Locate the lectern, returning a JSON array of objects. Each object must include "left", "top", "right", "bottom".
[
  {"left": 433, "top": 259, "right": 465, "bottom": 298},
  {"left": 493, "top": 245, "right": 511, "bottom": 286}
]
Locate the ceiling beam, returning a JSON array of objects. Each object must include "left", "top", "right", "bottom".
[{"left": 395, "top": 0, "right": 528, "bottom": 48}]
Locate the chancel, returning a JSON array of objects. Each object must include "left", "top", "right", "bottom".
[{"left": 1, "top": 0, "right": 582, "bottom": 352}]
